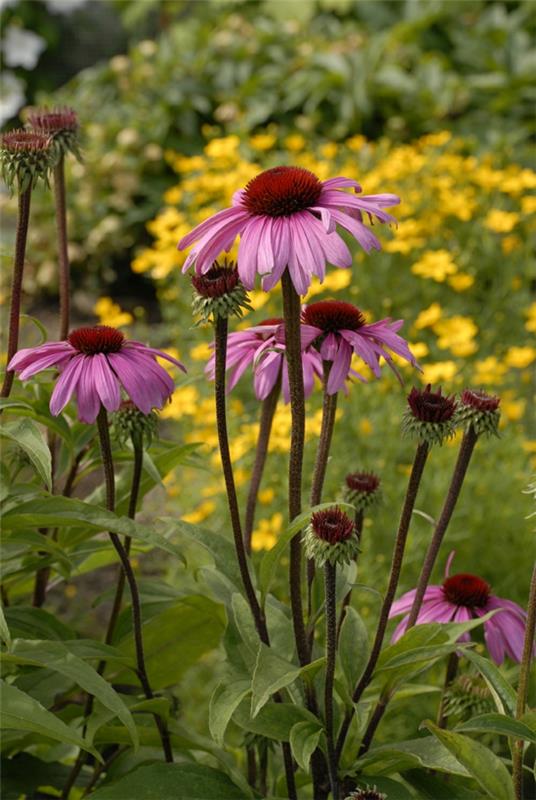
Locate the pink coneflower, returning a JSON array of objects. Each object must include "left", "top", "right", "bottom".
[
  {"left": 205, "top": 318, "right": 323, "bottom": 402},
  {"left": 178, "top": 166, "right": 399, "bottom": 295},
  {"left": 301, "top": 300, "right": 419, "bottom": 394},
  {"left": 389, "top": 553, "right": 529, "bottom": 664},
  {"left": 8, "top": 325, "right": 186, "bottom": 424}
]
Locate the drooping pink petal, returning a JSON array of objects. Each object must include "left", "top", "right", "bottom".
[
  {"left": 389, "top": 585, "right": 444, "bottom": 617},
  {"left": 326, "top": 338, "right": 353, "bottom": 395},
  {"left": 92, "top": 354, "right": 121, "bottom": 413},
  {"left": 178, "top": 206, "right": 249, "bottom": 251},
  {"left": 107, "top": 352, "right": 162, "bottom": 414},
  {"left": 9, "top": 341, "right": 74, "bottom": 376},
  {"left": 75, "top": 359, "right": 101, "bottom": 423},
  {"left": 49, "top": 355, "right": 86, "bottom": 417}
]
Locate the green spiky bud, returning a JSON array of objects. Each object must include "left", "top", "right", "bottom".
[
  {"left": 344, "top": 786, "right": 387, "bottom": 800},
  {"left": 1, "top": 130, "right": 54, "bottom": 193},
  {"left": 442, "top": 673, "right": 494, "bottom": 721},
  {"left": 343, "top": 471, "right": 381, "bottom": 511},
  {"left": 303, "top": 506, "right": 360, "bottom": 567},
  {"left": 28, "top": 107, "right": 81, "bottom": 161},
  {"left": 112, "top": 401, "right": 158, "bottom": 448},
  {"left": 191, "top": 260, "right": 253, "bottom": 323},
  {"left": 456, "top": 389, "right": 500, "bottom": 438},
  {"left": 402, "top": 384, "right": 458, "bottom": 446}
]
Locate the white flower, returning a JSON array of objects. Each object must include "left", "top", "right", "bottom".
[{"left": 2, "top": 25, "right": 46, "bottom": 69}]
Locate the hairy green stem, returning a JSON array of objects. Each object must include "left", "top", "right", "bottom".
[
  {"left": 513, "top": 562, "right": 536, "bottom": 800},
  {"left": 336, "top": 441, "right": 429, "bottom": 759},
  {"left": 1, "top": 186, "right": 32, "bottom": 398},
  {"left": 244, "top": 378, "right": 281, "bottom": 553}
]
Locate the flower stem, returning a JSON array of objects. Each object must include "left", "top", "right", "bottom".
[
  {"left": 513, "top": 561, "right": 536, "bottom": 800},
  {"left": 358, "top": 693, "right": 389, "bottom": 757},
  {"left": 281, "top": 269, "right": 309, "bottom": 668},
  {"left": 53, "top": 155, "right": 71, "bottom": 340},
  {"left": 95, "top": 409, "right": 172, "bottom": 762},
  {"left": 213, "top": 315, "right": 297, "bottom": 800},
  {"left": 244, "top": 378, "right": 281, "bottom": 554},
  {"left": 324, "top": 561, "right": 339, "bottom": 800},
  {"left": 405, "top": 426, "right": 478, "bottom": 630},
  {"left": 437, "top": 651, "right": 459, "bottom": 728},
  {"left": 1, "top": 186, "right": 32, "bottom": 399},
  {"left": 335, "top": 441, "right": 429, "bottom": 760},
  {"left": 307, "top": 363, "right": 338, "bottom": 624}
]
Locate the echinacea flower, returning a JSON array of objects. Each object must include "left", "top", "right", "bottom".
[
  {"left": 8, "top": 325, "right": 186, "bottom": 424},
  {"left": 205, "top": 318, "right": 323, "bottom": 402},
  {"left": 301, "top": 300, "right": 419, "bottom": 394},
  {"left": 303, "top": 506, "right": 360, "bottom": 566},
  {"left": 178, "top": 166, "right": 399, "bottom": 295},
  {"left": 389, "top": 552, "right": 530, "bottom": 664},
  {"left": 403, "top": 384, "right": 458, "bottom": 445},
  {"left": 344, "top": 471, "right": 381, "bottom": 510}
]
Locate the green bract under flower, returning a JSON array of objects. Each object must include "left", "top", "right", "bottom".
[
  {"left": 191, "top": 260, "right": 253, "bottom": 323},
  {"left": 28, "top": 107, "right": 81, "bottom": 161},
  {"left": 303, "top": 507, "right": 360, "bottom": 567},
  {"left": 1, "top": 130, "right": 54, "bottom": 193},
  {"left": 402, "top": 385, "right": 458, "bottom": 446},
  {"left": 343, "top": 471, "right": 381, "bottom": 511},
  {"left": 456, "top": 389, "right": 501, "bottom": 437},
  {"left": 112, "top": 401, "right": 158, "bottom": 447}
]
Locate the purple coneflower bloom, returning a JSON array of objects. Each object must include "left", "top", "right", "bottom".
[
  {"left": 389, "top": 552, "right": 529, "bottom": 665},
  {"left": 300, "top": 300, "right": 419, "bottom": 394},
  {"left": 205, "top": 318, "right": 323, "bottom": 402},
  {"left": 8, "top": 325, "right": 186, "bottom": 424},
  {"left": 178, "top": 166, "right": 399, "bottom": 295}
]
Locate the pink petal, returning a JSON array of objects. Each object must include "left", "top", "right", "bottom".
[
  {"left": 49, "top": 355, "right": 86, "bottom": 417},
  {"left": 178, "top": 206, "right": 248, "bottom": 250},
  {"left": 93, "top": 354, "right": 121, "bottom": 412}
]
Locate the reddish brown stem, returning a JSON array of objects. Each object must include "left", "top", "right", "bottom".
[{"left": 53, "top": 155, "right": 71, "bottom": 340}]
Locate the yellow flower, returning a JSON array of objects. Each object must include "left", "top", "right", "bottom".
[
  {"left": 411, "top": 250, "right": 458, "bottom": 282},
  {"left": 521, "top": 195, "right": 536, "bottom": 215},
  {"left": 93, "top": 297, "right": 133, "bottom": 327},
  {"left": 250, "top": 133, "right": 276, "bottom": 151},
  {"left": 525, "top": 303, "right": 536, "bottom": 333},
  {"left": 259, "top": 488, "right": 275, "bottom": 504},
  {"left": 359, "top": 418, "right": 373, "bottom": 436},
  {"left": 501, "top": 234, "right": 522, "bottom": 254},
  {"left": 504, "top": 346, "right": 536, "bottom": 369},
  {"left": 163, "top": 185, "right": 183, "bottom": 205},
  {"left": 448, "top": 273, "right": 474, "bottom": 292},
  {"left": 204, "top": 135, "right": 240, "bottom": 160},
  {"left": 251, "top": 512, "right": 283, "bottom": 552},
  {"left": 414, "top": 302, "right": 442, "bottom": 330},
  {"left": 346, "top": 134, "right": 367, "bottom": 151},
  {"left": 484, "top": 209, "right": 519, "bottom": 234},
  {"left": 320, "top": 142, "right": 338, "bottom": 160},
  {"left": 160, "top": 385, "right": 200, "bottom": 419},
  {"left": 304, "top": 270, "right": 352, "bottom": 300},
  {"left": 409, "top": 342, "right": 429, "bottom": 359},
  {"left": 190, "top": 342, "right": 212, "bottom": 361},
  {"left": 420, "top": 361, "right": 458, "bottom": 385},
  {"left": 182, "top": 500, "right": 216, "bottom": 524},
  {"left": 472, "top": 356, "right": 507, "bottom": 385},
  {"left": 500, "top": 391, "right": 525, "bottom": 423},
  {"left": 284, "top": 133, "right": 306, "bottom": 152},
  {"left": 433, "top": 315, "right": 478, "bottom": 357}
]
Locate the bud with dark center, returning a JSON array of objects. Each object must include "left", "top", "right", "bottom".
[
  {"left": 191, "top": 259, "right": 252, "bottom": 322},
  {"left": 456, "top": 388, "right": 500, "bottom": 437},
  {"left": 344, "top": 787, "right": 387, "bottom": 800},
  {"left": 344, "top": 471, "right": 381, "bottom": 511},
  {"left": 1, "top": 129, "right": 54, "bottom": 192},
  {"left": 28, "top": 106, "right": 81, "bottom": 160},
  {"left": 112, "top": 400, "right": 158, "bottom": 448},
  {"left": 243, "top": 166, "right": 322, "bottom": 217},
  {"left": 402, "top": 384, "right": 457, "bottom": 446},
  {"left": 303, "top": 506, "right": 360, "bottom": 566}
]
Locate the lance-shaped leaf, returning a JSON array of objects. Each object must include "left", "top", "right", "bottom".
[
  {"left": 0, "top": 418, "right": 52, "bottom": 488},
  {"left": 250, "top": 644, "right": 301, "bottom": 717}
]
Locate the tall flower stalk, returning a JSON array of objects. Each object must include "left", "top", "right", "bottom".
[{"left": 1, "top": 130, "right": 52, "bottom": 398}]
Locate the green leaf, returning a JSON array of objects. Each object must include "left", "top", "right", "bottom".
[
  {"left": 6, "top": 639, "right": 138, "bottom": 748},
  {"left": 0, "top": 397, "right": 73, "bottom": 445},
  {"left": 2, "top": 495, "right": 186, "bottom": 562},
  {"left": 289, "top": 720, "right": 323, "bottom": 771},
  {"left": 357, "top": 736, "right": 470, "bottom": 777},
  {"left": 424, "top": 721, "right": 515, "bottom": 800},
  {"left": 130, "top": 697, "right": 171, "bottom": 720},
  {"left": 162, "top": 518, "right": 242, "bottom": 588},
  {"left": 115, "top": 595, "right": 225, "bottom": 688},
  {"left": 0, "top": 419, "right": 52, "bottom": 488},
  {"left": 233, "top": 697, "right": 319, "bottom": 741},
  {"left": 209, "top": 680, "right": 250, "bottom": 745},
  {"left": 1, "top": 753, "right": 72, "bottom": 798},
  {"left": 339, "top": 606, "right": 368, "bottom": 691},
  {"left": 462, "top": 650, "right": 517, "bottom": 716},
  {"left": 404, "top": 769, "right": 485, "bottom": 799},
  {"left": 4, "top": 606, "right": 74, "bottom": 640},
  {"left": 89, "top": 763, "right": 249, "bottom": 800},
  {"left": 258, "top": 502, "right": 354, "bottom": 605},
  {"left": 251, "top": 644, "right": 301, "bottom": 718},
  {"left": 456, "top": 713, "right": 536, "bottom": 743},
  {"left": 0, "top": 603, "right": 11, "bottom": 649},
  {"left": 0, "top": 680, "right": 101, "bottom": 760}
]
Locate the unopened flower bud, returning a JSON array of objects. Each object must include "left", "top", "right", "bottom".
[
  {"left": 344, "top": 471, "right": 381, "bottom": 511},
  {"left": 303, "top": 506, "right": 360, "bottom": 567},
  {"left": 402, "top": 384, "right": 457, "bottom": 446},
  {"left": 1, "top": 130, "right": 54, "bottom": 192},
  {"left": 191, "top": 259, "right": 252, "bottom": 323},
  {"left": 28, "top": 106, "right": 81, "bottom": 160},
  {"left": 112, "top": 400, "right": 158, "bottom": 447},
  {"left": 456, "top": 389, "right": 500, "bottom": 437},
  {"left": 344, "top": 787, "right": 387, "bottom": 800}
]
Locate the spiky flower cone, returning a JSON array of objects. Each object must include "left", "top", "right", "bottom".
[
  {"left": 456, "top": 389, "right": 500, "bottom": 437},
  {"left": 28, "top": 106, "right": 81, "bottom": 160},
  {"left": 402, "top": 384, "right": 457, "bottom": 446},
  {"left": 303, "top": 507, "right": 360, "bottom": 567},
  {"left": 192, "top": 260, "right": 252, "bottom": 323}
]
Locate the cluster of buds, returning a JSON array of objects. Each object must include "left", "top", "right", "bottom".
[
  {"left": 191, "top": 260, "right": 252, "bottom": 323},
  {"left": 28, "top": 106, "right": 81, "bottom": 161},
  {"left": 0, "top": 130, "right": 54, "bottom": 193},
  {"left": 343, "top": 471, "right": 381, "bottom": 512},
  {"left": 112, "top": 401, "right": 158, "bottom": 448},
  {"left": 303, "top": 506, "right": 360, "bottom": 567},
  {"left": 455, "top": 389, "right": 500, "bottom": 438},
  {"left": 344, "top": 787, "right": 387, "bottom": 800},
  {"left": 402, "top": 384, "right": 458, "bottom": 446}
]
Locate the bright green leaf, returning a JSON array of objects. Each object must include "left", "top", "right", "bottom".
[
  {"left": 456, "top": 713, "right": 536, "bottom": 743},
  {"left": 233, "top": 698, "right": 319, "bottom": 741},
  {"left": 339, "top": 606, "right": 368, "bottom": 691},
  {"left": 0, "top": 419, "right": 52, "bottom": 488},
  {"left": 462, "top": 650, "right": 517, "bottom": 716},
  {"left": 289, "top": 720, "right": 323, "bottom": 771},
  {"left": 209, "top": 679, "right": 250, "bottom": 745},
  {"left": 89, "top": 763, "right": 249, "bottom": 799},
  {"left": 250, "top": 644, "right": 301, "bottom": 718},
  {"left": 0, "top": 603, "right": 11, "bottom": 649}
]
